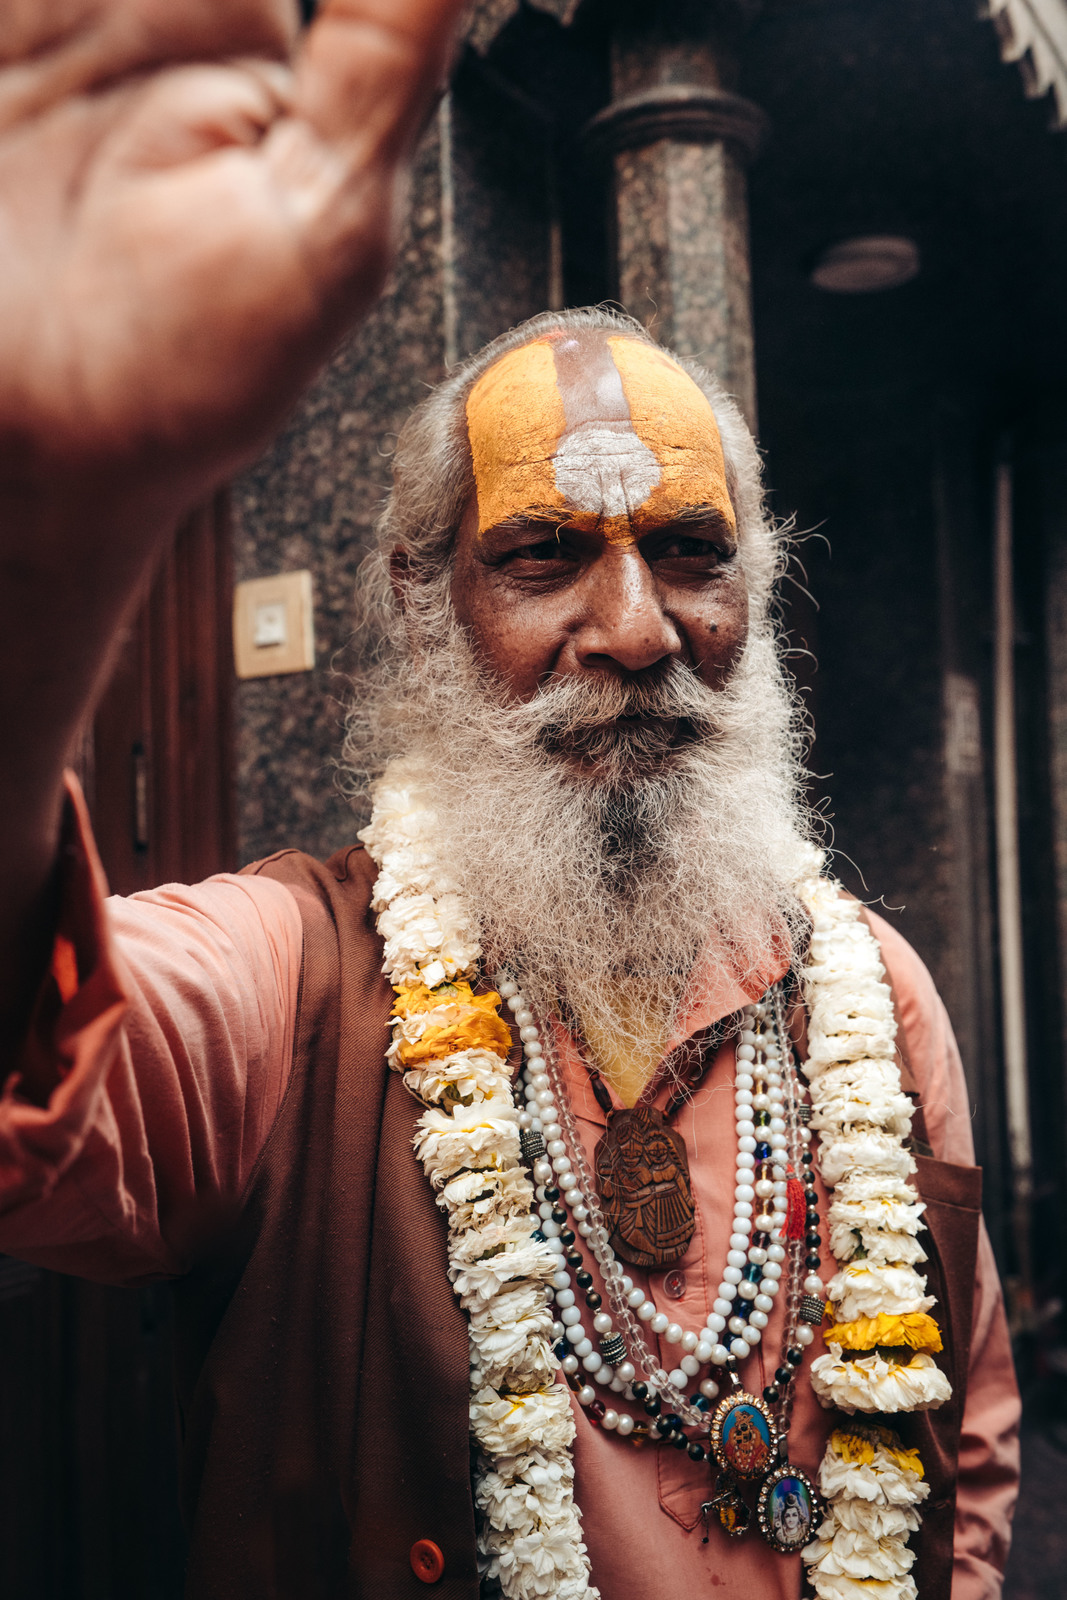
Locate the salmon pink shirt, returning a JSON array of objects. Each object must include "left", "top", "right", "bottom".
[{"left": 0, "top": 779, "right": 1019, "bottom": 1598}]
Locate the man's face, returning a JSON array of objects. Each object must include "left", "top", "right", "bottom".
[{"left": 448, "top": 328, "right": 750, "bottom": 713}]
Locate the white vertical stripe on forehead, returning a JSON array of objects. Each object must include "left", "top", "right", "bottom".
[{"left": 553, "top": 426, "right": 661, "bottom": 518}]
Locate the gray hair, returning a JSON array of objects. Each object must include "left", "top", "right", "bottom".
[{"left": 354, "top": 306, "right": 782, "bottom": 650}]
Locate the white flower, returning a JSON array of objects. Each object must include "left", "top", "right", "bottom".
[
  {"left": 819, "top": 1448, "right": 929, "bottom": 1509},
  {"left": 450, "top": 1214, "right": 549, "bottom": 1266},
  {"left": 378, "top": 889, "right": 480, "bottom": 984},
  {"left": 829, "top": 1501, "right": 921, "bottom": 1539},
  {"left": 805, "top": 1575, "right": 916, "bottom": 1600},
  {"left": 439, "top": 1165, "right": 535, "bottom": 1231},
  {"left": 808, "top": 991, "right": 896, "bottom": 1041},
  {"left": 449, "top": 1237, "right": 557, "bottom": 1308},
  {"left": 402, "top": 1048, "right": 514, "bottom": 1109},
  {"left": 828, "top": 1222, "right": 927, "bottom": 1266},
  {"left": 469, "top": 1317, "right": 558, "bottom": 1394},
  {"left": 830, "top": 1169, "right": 919, "bottom": 1202},
  {"left": 470, "top": 1385, "right": 576, "bottom": 1456},
  {"left": 811, "top": 1348, "right": 952, "bottom": 1413},
  {"left": 489, "top": 1513, "right": 596, "bottom": 1600},
  {"left": 475, "top": 1452, "right": 574, "bottom": 1536},
  {"left": 469, "top": 1280, "right": 556, "bottom": 1335},
  {"left": 413, "top": 1097, "right": 520, "bottom": 1184},
  {"left": 370, "top": 842, "right": 458, "bottom": 909},
  {"left": 804, "top": 1517, "right": 916, "bottom": 1582},
  {"left": 808, "top": 1060, "right": 913, "bottom": 1137},
  {"left": 818, "top": 1130, "right": 916, "bottom": 1188},
  {"left": 808, "top": 1028, "right": 897, "bottom": 1068},
  {"left": 825, "top": 1262, "right": 933, "bottom": 1321}
]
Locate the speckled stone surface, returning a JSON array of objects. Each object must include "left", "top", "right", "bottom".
[
  {"left": 609, "top": 28, "right": 758, "bottom": 423},
  {"left": 231, "top": 84, "right": 551, "bottom": 867},
  {"left": 230, "top": 129, "right": 447, "bottom": 867},
  {"left": 615, "top": 139, "right": 755, "bottom": 422},
  {"left": 450, "top": 82, "right": 551, "bottom": 359}
]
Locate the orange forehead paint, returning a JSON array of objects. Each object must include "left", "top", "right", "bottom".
[
  {"left": 465, "top": 331, "right": 735, "bottom": 540},
  {"left": 465, "top": 341, "right": 567, "bottom": 534},
  {"left": 607, "top": 337, "right": 735, "bottom": 533}
]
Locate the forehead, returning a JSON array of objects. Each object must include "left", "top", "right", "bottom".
[{"left": 465, "top": 332, "right": 735, "bottom": 538}]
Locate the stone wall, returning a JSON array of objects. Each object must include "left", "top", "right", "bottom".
[{"left": 231, "top": 71, "right": 552, "bottom": 866}]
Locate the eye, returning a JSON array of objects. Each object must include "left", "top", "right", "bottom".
[
  {"left": 515, "top": 537, "right": 570, "bottom": 563},
  {"left": 646, "top": 532, "right": 730, "bottom": 566}
]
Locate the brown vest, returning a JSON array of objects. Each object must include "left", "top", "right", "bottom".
[{"left": 169, "top": 846, "right": 982, "bottom": 1599}]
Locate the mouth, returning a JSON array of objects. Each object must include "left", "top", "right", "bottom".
[{"left": 538, "top": 714, "right": 707, "bottom": 777}]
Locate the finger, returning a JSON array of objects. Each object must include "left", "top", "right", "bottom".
[
  {"left": 294, "top": 0, "right": 466, "bottom": 165},
  {"left": 108, "top": 60, "right": 294, "bottom": 173},
  {"left": 0, "top": 0, "right": 299, "bottom": 129}
]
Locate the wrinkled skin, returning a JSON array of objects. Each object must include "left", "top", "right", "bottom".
[
  {"left": 0, "top": 0, "right": 466, "bottom": 1048},
  {"left": 448, "top": 328, "right": 749, "bottom": 707},
  {"left": 450, "top": 486, "right": 749, "bottom": 702}
]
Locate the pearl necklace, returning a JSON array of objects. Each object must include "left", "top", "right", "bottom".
[{"left": 500, "top": 973, "right": 825, "bottom": 1448}]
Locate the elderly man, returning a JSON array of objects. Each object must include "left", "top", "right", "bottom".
[{"left": 0, "top": 6, "right": 1018, "bottom": 1600}]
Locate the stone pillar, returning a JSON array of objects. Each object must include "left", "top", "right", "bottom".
[{"left": 586, "top": 5, "right": 766, "bottom": 426}]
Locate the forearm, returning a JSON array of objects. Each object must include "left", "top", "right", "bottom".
[
  {"left": 1, "top": 777, "right": 301, "bottom": 1281},
  {"left": 0, "top": 0, "right": 465, "bottom": 1043}
]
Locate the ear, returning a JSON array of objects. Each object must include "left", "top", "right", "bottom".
[{"left": 389, "top": 546, "right": 412, "bottom": 611}]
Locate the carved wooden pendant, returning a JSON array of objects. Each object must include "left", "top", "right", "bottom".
[{"left": 594, "top": 1104, "right": 695, "bottom": 1269}]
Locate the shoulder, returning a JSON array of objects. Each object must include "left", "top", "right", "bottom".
[
  {"left": 862, "top": 907, "right": 976, "bottom": 1166},
  {"left": 863, "top": 910, "right": 942, "bottom": 1075},
  {"left": 241, "top": 842, "right": 389, "bottom": 1032},
  {"left": 242, "top": 840, "right": 376, "bottom": 898}
]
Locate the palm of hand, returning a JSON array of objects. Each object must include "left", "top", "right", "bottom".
[{"left": 0, "top": 0, "right": 452, "bottom": 494}]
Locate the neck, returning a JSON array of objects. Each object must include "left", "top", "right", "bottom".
[{"left": 577, "top": 988, "right": 673, "bottom": 1107}]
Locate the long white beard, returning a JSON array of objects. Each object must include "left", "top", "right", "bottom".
[{"left": 345, "top": 611, "right": 815, "bottom": 1070}]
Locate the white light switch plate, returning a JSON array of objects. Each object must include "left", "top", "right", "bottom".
[{"left": 233, "top": 570, "right": 315, "bottom": 679}]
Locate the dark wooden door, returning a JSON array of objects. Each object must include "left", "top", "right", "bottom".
[
  {"left": 80, "top": 494, "right": 236, "bottom": 894},
  {"left": 0, "top": 496, "right": 235, "bottom": 1600}
]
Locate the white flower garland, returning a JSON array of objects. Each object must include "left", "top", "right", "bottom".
[
  {"left": 360, "top": 761, "right": 953, "bottom": 1600},
  {"left": 794, "top": 868, "right": 952, "bottom": 1600},
  {"left": 360, "top": 757, "right": 599, "bottom": 1600}
]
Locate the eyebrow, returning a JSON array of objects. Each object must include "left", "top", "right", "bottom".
[
  {"left": 478, "top": 502, "right": 738, "bottom": 549},
  {"left": 640, "top": 504, "right": 738, "bottom": 549},
  {"left": 478, "top": 509, "right": 580, "bottom": 545},
  {"left": 655, "top": 503, "right": 735, "bottom": 531}
]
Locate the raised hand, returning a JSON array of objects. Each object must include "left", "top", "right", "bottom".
[
  {"left": 0, "top": 0, "right": 465, "bottom": 1041},
  {"left": 0, "top": 0, "right": 462, "bottom": 495}
]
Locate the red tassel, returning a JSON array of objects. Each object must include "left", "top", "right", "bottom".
[{"left": 783, "top": 1177, "right": 807, "bottom": 1241}]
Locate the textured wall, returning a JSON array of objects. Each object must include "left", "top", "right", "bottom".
[
  {"left": 231, "top": 75, "right": 551, "bottom": 867},
  {"left": 231, "top": 131, "right": 447, "bottom": 866}
]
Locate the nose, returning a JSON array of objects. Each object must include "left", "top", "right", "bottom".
[{"left": 567, "top": 546, "right": 682, "bottom": 675}]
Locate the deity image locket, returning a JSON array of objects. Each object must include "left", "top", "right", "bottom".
[
  {"left": 594, "top": 1104, "right": 696, "bottom": 1269},
  {"left": 704, "top": 1391, "right": 820, "bottom": 1554}
]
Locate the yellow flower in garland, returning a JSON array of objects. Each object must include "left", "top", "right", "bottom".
[
  {"left": 822, "top": 1310, "right": 943, "bottom": 1354},
  {"left": 828, "top": 1425, "right": 925, "bottom": 1478},
  {"left": 392, "top": 980, "right": 513, "bottom": 1065}
]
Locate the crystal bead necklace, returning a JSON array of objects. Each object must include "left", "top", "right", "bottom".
[{"left": 497, "top": 974, "right": 826, "bottom": 1456}]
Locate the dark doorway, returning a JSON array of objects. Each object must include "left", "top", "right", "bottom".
[{"left": 0, "top": 495, "right": 234, "bottom": 1600}]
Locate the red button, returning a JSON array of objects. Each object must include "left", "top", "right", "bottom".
[
  {"left": 663, "top": 1270, "right": 687, "bottom": 1300},
  {"left": 409, "top": 1540, "right": 445, "bottom": 1584}
]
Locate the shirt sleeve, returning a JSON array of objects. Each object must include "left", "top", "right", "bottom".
[
  {"left": 0, "top": 772, "right": 302, "bottom": 1284},
  {"left": 870, "top": 911, "right": 1021, "bottom": 1599}
]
